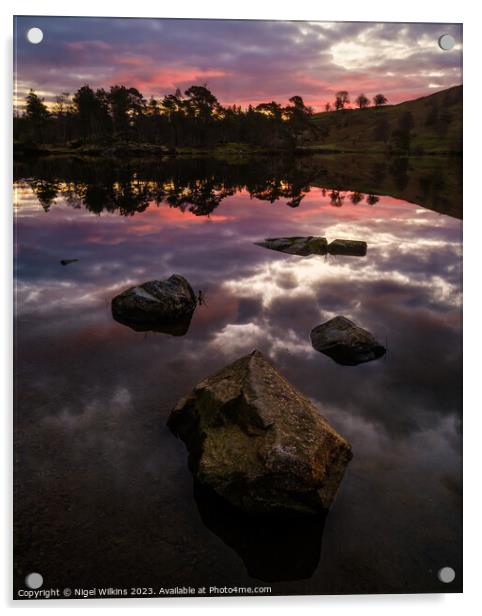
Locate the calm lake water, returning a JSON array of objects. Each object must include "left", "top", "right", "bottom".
[{"left": 14, "top": 155, "right": 462, "bottom": 596}]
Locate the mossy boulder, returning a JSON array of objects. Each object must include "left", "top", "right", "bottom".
[{"left": 168, "top": 350, "right": 352, "bottom": 515}]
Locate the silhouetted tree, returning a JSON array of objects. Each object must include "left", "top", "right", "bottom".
[
  {"left": 334, "top": 91, "right": 350, "bottom": 111},
  {"left": 25, "top": 89, "right": 50, "bottom": 121},
  {"left": 161, "top": 90, "right": 186, "bottom": 146},
  {"left": 255, "top": 101, "right": 283, "bottom": 120},
  {"left": 285, "top": 95, "right": 314, "bottom": 145},
  {"left": 183, "top": 85, "right": 220, "bottom": 146},
  {"left": 25, "top": 89, "right": 50, "bottom": 141},
  {"left": 109, "top": 85, "right": 146, "bottom": 141},
  {"left": 73, "top": 85, "right": 111, "bottom": 140},
  {"left": 52, "top": 92, "right": 73, "bottom": 142},
  {"left": 53, "top": 92, "right": 71, "bottom": 117},
  {"left": 147, "top": 96, "right": 160, "bottom": 115},
  {"left": 373, "top": 93, "right": 388, "bottom": 107},
  {"left": 184, "top": 85, "right": 219, "bottom": 120},
  {"left": 355, "top": 94, "right": 370, "bottom": 109}
]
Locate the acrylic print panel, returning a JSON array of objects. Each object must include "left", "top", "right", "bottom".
[{"left": 13, "top": 16, "right": 462, "bottom": 599}]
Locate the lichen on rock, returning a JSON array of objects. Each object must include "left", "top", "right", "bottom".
[{"left": 168, "top": 350, "right": 352, "bottom": 515}]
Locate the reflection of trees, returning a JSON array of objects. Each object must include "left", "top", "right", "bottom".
[
  {"left": 19, "top": 157, "right": 318, "bottom": 216},
  {"left": 164, "top": 179, "right": 235, "bottom": 216},
  {"left": 15, "top": 153, "right": 461, "bottom": 219},
  {"left": 249, "top": 178, "right": 310, "bottom": 208},
  {"left": 350, "top": 191, "right": 364, "bottom": 204},
  {"left": 29, "top": 179, "right": 61, "bottom": 212},
  {"left": 329, "top": 190, "right": 344, "bottom": 207},
  {"left": 75, "top": 181, "right": 153, "bottom": 216},
  {"left": 21, "top": 170, "right": 385, "bottom": 216},
  {"left": 25, "top": 175, "right": 236, "bottom": 216}
]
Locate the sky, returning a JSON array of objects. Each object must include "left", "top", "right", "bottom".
[{"left": 14, "top": 17, "right": 462, "bottom": 111}]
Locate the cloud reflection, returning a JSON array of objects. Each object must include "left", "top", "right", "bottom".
[{"left": 14, "top": 167, "right": 462, "bottom": 592}]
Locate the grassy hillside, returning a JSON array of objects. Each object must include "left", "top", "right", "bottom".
[{"left": 308, "top": 85, "right": 462, "bottom": 155}]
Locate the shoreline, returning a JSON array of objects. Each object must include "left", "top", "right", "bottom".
[{"left": 13, "top": 141, "right": 462, "bottom": 160}]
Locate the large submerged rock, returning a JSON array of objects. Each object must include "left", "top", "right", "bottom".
[
  {"left": 255, "top": 236, "right": 328, "bottom": 256},
  {"left": 256, "top": 236, "right": 367, "bottom": 257},
  {"left": 168, "top": 350, "right": 352, "bottom": 515},
  {"left": 310, "top": 316, "right": 386, "bottom": 366},
  {"left": 111, "top": 274, "right": 197, "bottom": 335}
]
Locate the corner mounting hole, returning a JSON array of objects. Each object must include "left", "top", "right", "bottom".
[
  {"left": 438, "top": 566, "right": 455, "bottom": 583},
  {"left": 438, "top": 34, "right": 455, "bottom": 51},
  {"left": 26, "top": 28, "right": 43, "bottom": 44},
  {"left": 25, "top": 572, "right": 43, "bottom": 589}
]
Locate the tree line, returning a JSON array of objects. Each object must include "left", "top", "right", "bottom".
[
  {"left": 14, "top": 83, "right": 392, "bottom": 150},
  {"left": 324, "top": 91, "right": 388, "bottom": 112},
  {"left": 14, "top": 84, "right": 322, "bottom": 149}
]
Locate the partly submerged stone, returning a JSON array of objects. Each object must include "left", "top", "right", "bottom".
[
  {"left": 255, "top": 236, "right": 328, "bottom": 256},
  {"left": 168, "top": 350, "right": 352, "bottom": 515},
  {"left": 310, "top": 316, "right": 386, "bottom": 366},
  {"left": 328, "top": 239, "right": 367, "bottom": 256},
  {"left": 111, "top": 274, "right": 197, "bottom": 336},
  {"left": 255, "top": 236, "right": 367, "bottom": 257}
]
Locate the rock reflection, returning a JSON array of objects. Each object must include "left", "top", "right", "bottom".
[
  {"left": 112, "top": 310, "right": 195, "bottom": 336},
  {"left": 193, "top": 482, "right": 326, "bottom": 582}
]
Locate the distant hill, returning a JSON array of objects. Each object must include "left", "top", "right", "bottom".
[{"left": 308, "top": 85, "right": 462, "bottom": 155}]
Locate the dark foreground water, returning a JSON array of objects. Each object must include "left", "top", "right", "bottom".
[{"left": 14, "top": 155, "right": 462, "bottom": 596}]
